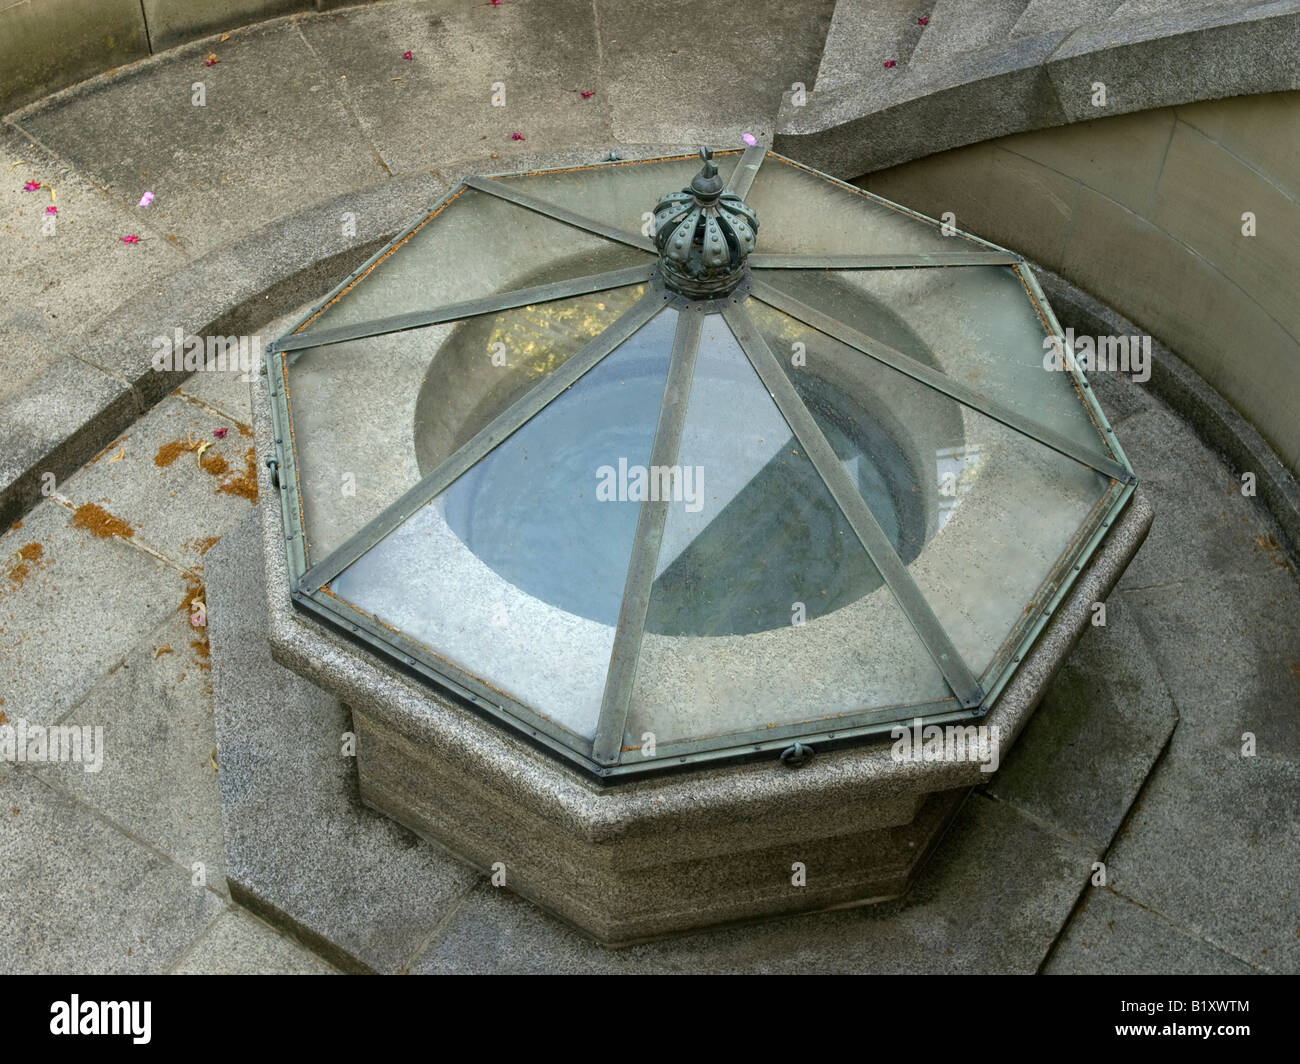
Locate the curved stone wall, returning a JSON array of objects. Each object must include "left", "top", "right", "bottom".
[
  {"left": 0, "top": 0, "right": 340, "bottom": 114},
  {"left": 855, "top": 91, "right": 1300, "bottom": 481}
]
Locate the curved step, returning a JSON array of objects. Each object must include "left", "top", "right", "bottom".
[{"left": 777, "top": 0, "right": 1300, "bottom": 175}]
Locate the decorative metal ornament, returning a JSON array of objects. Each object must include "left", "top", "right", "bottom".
[{"left": 653, "top": 146, "right": 759, "bottom": 297}]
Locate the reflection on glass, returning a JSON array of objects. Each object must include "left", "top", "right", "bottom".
[
  {"left": 291, "top": 287, "right": 646, "bottom": 564},
  {"left": 758, "top": 267, "right": 1116, "bottom": 463},
  {"left": 297, "top": 188, "right": 649, "bottom": 334},
  {"left": 744, "top": 156, "right": 965, "bottom": 255},
  {"left": 491, "top": 154, "right": 735, "bottom": 236},
  {"left": 744, "top": 296, "right": 1113, "bottom": 679},
  {"left": 331, "top": 309, "right": 678, "bottom": 741},
  {"left": 626, "top": 314, "right": 954, "bottom": 748}
]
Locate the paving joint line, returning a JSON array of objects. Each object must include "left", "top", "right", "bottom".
[{"left": 293, "top": 16, "right": 394, "bottom": 178}]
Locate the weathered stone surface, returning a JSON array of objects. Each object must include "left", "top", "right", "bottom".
[
  {"left": 814, "top": 0, "right": 933, "bottom": 92},
  {"left": 142, "top": 1, "right": 302, "bottom": 52},
  {"left": 1011, "top": 0, "right": 1125, "bottom": 39},
  {"left": 0, "top": 498, "right": 185, "bottom": 726},
  {"left": 296, "top": 0, "right": 612, "bottom": 176},
  {"left": 997, "top": 106, "right": 1175, "bottom": 214},
  {"left": 0, "top": 0, "right": 149, "bottom": 115},
  {"left": 778, "top": 31, "right": 1070, "bottom": 175},
  {"left": 0, "top": 126, "right": 188, "bottom": 409},
  {"left": 0, "top": 771, "right": 223, "bottom": 974},
  {"left": 986, "top": 594, "right": 1178, "bottom": 850},
  {"left": 206, "top": 512, "right": 480, "bottom": 974},
  {"left": 171, "top": 907, "right": 338, "bottom": 975},
  {"left": 600, "top": 0, "right": 836, "bottom": 145},
  {"left": 1112, "top": 406, "right": 1288, "bottom": 594},
  {"left": 410, "top": 793, "right": 1094, "bottom": 973},
  {"left": 1045, "top": 886, "right": 1258, "bottom": 974},
  {"left": 43, "top": 610, "right": 228, "bottom": 895},
  {"left": 1104, "top": 738, "right": 1300, "bottom": 973},
  {"left": 1048, "top": 2, "right": 1300, "bottom": 122},
  {"left": 911, "top": 0, "right": 1029, "bottom": 63},
  {"left": 1127, "top": 568, "right": 1300, "bottom": 766},
  {"left": 15, "top": 19, "right": 388, "bottom": 259}
]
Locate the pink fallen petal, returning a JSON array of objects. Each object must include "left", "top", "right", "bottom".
[
  {"left": 45, "top": 205, "right": 57, "bottom": 215},
  {"left": 213, "top": 427, "right": 229, "bottom": 440},
  {"left": 511, "top": 131, "right": 525, "bottom": 141},
  {"left": 121, "top": 234, "right": 140, "bottom": 244},
  {"left": 580, "top": 90, "right": 595, "bottom": 99},
  {"left": 918, "top": 16, "right": 929, "bottom": 25},
  {"left": 884, "top": 59, "right": 897, "bottom": 68},
  {"left": 742, "top": 133, "right": 757, "bottom": 146},
  {"left": 402, "top": 50, "right": 413, "bottom": 60},
  {"left": 487, "top": 0, "right": 502, "bottom": 6},
  {"left": 138, "top": 191, "right": 154, "bottom": 207},
  {"left": 204, "top": 53, "right": 219, "bottom": 67},
  {"left": 23, "top": 181, "right": 40, "bottom": 192}
]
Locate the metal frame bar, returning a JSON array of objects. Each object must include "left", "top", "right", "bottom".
[
  {"left": 749, "top": 251, "right": 1022, "bottom": 269},
  {"left": 297, "top": 563, "right": 984, "bottom": 778},
  {"left": 721, "top": 301, "right": 985, "bottom": 709},
  {"left": 294, "top": 587, "right": 603, "bottom": 760},
  {"left": 592, "top": 305, "right": 705, "bottom": 765},
  {"left": 728, "top": 143, "right": 766, "bottom": 198},
  {"left": 1015, "top": 261, "right": 1134, "bottom": 473},
  {"left": 269, "top": 264, "right": 655, "bottom": 355},
  {"left": 981, "top": 478, "right": 1131, "bottom": 712},
  {"left": 299, "top": 288, "right": 671, "bottom": 593},
  {"left": 281, "top": 186, "right": 468, "bottom": 343},
  {"left": 466, "top": 175, "right": 655, "bottom": 251},
  {"left": 749, "top": 276, "right": 1133, "bottom": 484}
]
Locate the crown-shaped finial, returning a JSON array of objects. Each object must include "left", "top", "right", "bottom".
[{"left": 652, "top": 146, "right": 758, "bottom": 298}]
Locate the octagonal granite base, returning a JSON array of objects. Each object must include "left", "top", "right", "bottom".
[{"left": 237, "top": 371, "right": 1154, "bottom": 946}]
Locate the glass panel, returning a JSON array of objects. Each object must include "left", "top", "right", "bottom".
[
  {"left": 330, "top": 308, "right": 678, "bottom": 742},
  {"left": 294, "top": 188, "right": 649, "bottom": 334},
  {"left": 490, "top": 153, "right": 739, "bottom": 236},
  {"left": 744, "top": 297, "right": 1115, "bottom": 679},
  {"left": 287, "top": 285, "right": 647, "bottom": 564},
  {"left": 758, "top": 267, "right": 1117, "bottom": 463},
  {"left": 625, "top": 314, "right": 954, "bottom": 750},
  {"left": 744, "top": 155, "right": 973, "bottom": 255}
]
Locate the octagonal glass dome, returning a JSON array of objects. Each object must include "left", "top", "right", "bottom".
[{"left": 265, "top": 145, "right": 1136, "bottom": 780}]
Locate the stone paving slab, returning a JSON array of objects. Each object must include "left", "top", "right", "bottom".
[
  {"left": 0, "top": 125, "right": 189, "bottom": 409},
  {"left": 410, "top": 792, "right": 1094, "bottom": 973},
  {"left": 1105, "top": 736, "right": 1300, "bottom": 973},
  {"left": 171, "top": 906, "right": 338, "bottom": 974},
  {"left": 1011, "top": 0, "right": 1124, "bottom": 39},
  {"left": 0, "top": 497, "right": 186, "bottom": 726},
  {"left": 1127, "top": 569, "right": 1300, "bottom": 765},
  {"left": 41, "top": 609, "right": 228, "bottom": 899},
  {"left": 177, "top": 369, "right": 256, "bottom": 430},
  {"left": 985, "top": 593, "right": 1178, "bottom": 851},
  {"left": 1115, "top": 406, "right": 1284, "bottom": 594},
  {"left": 12, "top": 18, "right": 388, "bottom": 259},
  {"left": 297, "top": 0, "right": 612, "bottom": 176},
  {"left": 601, "top": 0, "right": 836, "bottom": 145},
  {"left": 59, "top": 394, "right": 259, "bottom": 571},
  {"left": 0, "top": 769, "right": 224, "bottom": 975},
  {"left": 910, "top": 0, "right": 1030, "bottom": 63},
  {"left": 1048, "top": 2, "right": 1300, "bottom": 124},
  {"left": 0, "top": 353, "right": 142, "bottom": 531},
  {"left": 207, "top": 513, "right": 481, "bottom": 975},
  {"left": 814, "top": 0, "right": 934, "bottom": 92},
  {"left": 1044, "top": 886, "right": 1258, "bottom": 974}
]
